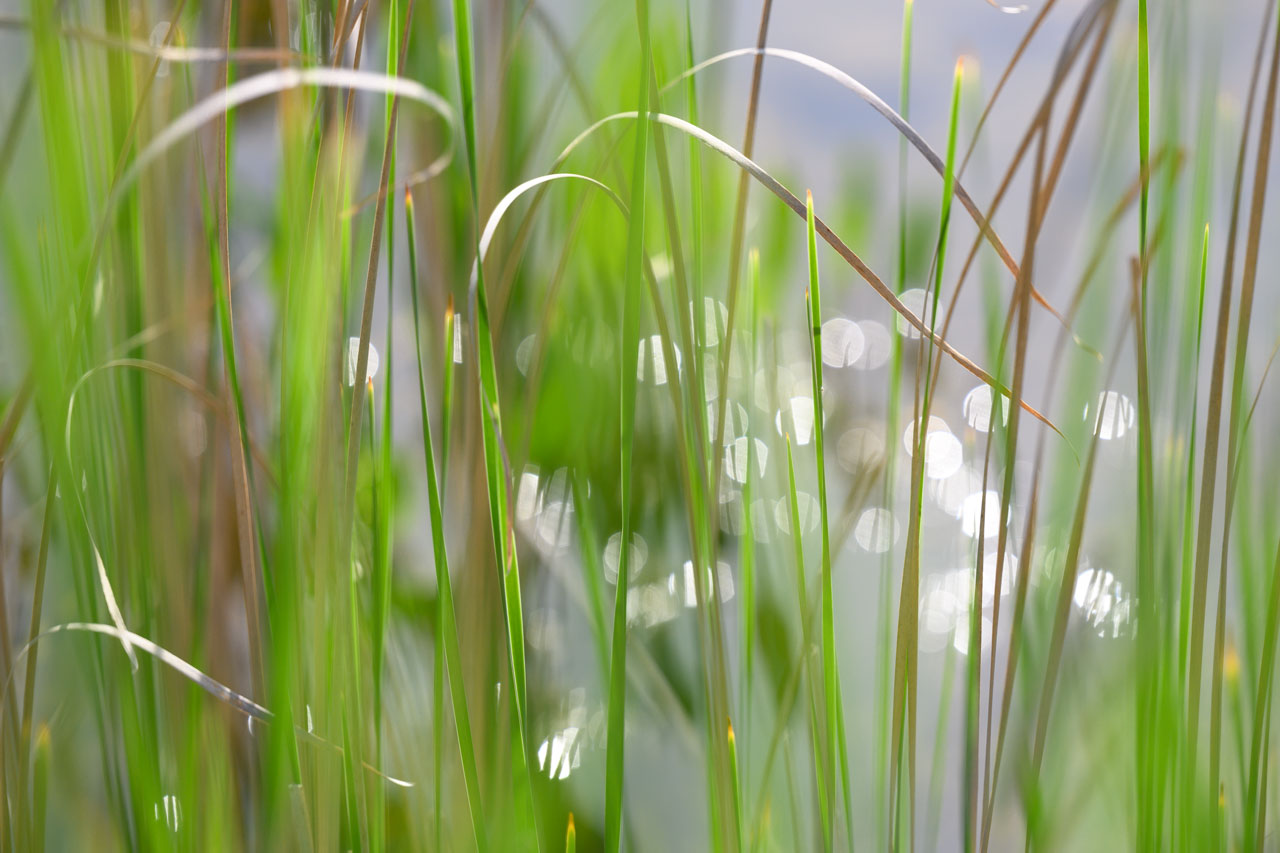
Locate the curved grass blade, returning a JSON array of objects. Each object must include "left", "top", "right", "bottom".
[
  {"left": 707, "top": 0, "right": 773, "bottom": 585},
  {"left": 111, "top": 67, "right": 455, "bottom": 213},
  {"left": 958, "top": 0, "right": 1059, "bottom": 176},
  {"left": 661, "top": 46, "right": 1073, "bottom": 330},
  {"left": 0, "top": 17, "right": 304, "bottom": 65},
  {"left": 556, "top": 110, "right": 1060, "bottom": 436},
  {"left": 0, "top": 623, "right": 414, "bottom": 788}
]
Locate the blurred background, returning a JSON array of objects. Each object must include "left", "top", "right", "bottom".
[{"left": 1, "top": 0, "right": 1278, "bottom": 849}]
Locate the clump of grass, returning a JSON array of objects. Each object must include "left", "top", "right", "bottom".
[{"left": 2, "top": 0, "right": 1279, "bottom": 849}]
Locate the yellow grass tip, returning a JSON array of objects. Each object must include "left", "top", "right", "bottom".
[{"left": 1224, "top": 642, "right": 1240, "bottom": 684}]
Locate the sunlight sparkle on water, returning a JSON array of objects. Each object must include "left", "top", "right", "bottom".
[
  {"left": 775, "top": 396, "right": 816, "bottom": 445},
  {"left": 774, "top": 492, "right": 821, "bottom": 534},
  {"left": 638, "top": 335, "right": 682, "bottom": 385},
  {"left": 709, "top": 401, "right": 750, "bottom": 442},
  {"left": 928, "top": 465, "right": 984, "bottom": 517},
  {"left": 821, "top": 317, "right": 866, "bottom": 367},
  {"left": 853, "top": 320, "right": 891, "bottom": 369},
  {"left": 537, "top": 727, "right": 582, "bottom": 780},
  {"left": 959, "top": 490, "right": 1003, "bottom": 539},
  {"left": 516, "top": 466, "right": 540, "bottom": 522},
  {"left": 1084, "top": 390, "right": 1135, "bottom": 440},
  {"left": 903, "top": 417, "right": 962, "bottom": 479},
  {"left": 516, "top": 334, "right": 536, "bottom": 375},
  {"left": 978, "top": 551, "right": 1018, "bottom": 605},
  {"left": 669, "top": 561, "right": 735, "bottom": 607},
  {"left": 725, "top": 437, "right": 768, "bottom": 484},
  {"left": 953, "top": 612, "right": 993, "bottom": 655},
  {"left": 837, "top": 427, "right": 885, "bottom": 474},
  {"left": 604, "top": 532, "right": 648, "bottom": 584},
  {"left": 626, "top": 583, "right": 680, "bottom": 627},
  {"left": 692, "top": 297, "right": 729, "bottom": 347},
  {"left": 1073, "top": 567, "right": 1134, "bottom": 637},
  {"left": 962, "top": 383, "right": 1008, "bottom": 432},
  {"left": 345, "top": 338, "right": 380, "bottom": 387},
  {"left": 154, "top": 795, "right": 181, "bottom": 832},
  {"left": 854, "top": 508, "right": 899, "bottom": 553},
  {"left": 894, "top": 288, "right": 932, "bottom": 339}
]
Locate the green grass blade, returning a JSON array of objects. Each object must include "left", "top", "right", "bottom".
[
  {"left": 805, "top": 190, "right": 850, "bottom": 848},
  {"left": 605, "top": 2, "right": 650, "bottom": 847},
  {"left": 406, "top": 192, "right": 487, "bottom": 850},
  {"left": 450, "top": 0, "right": 540, "bottom": 841},
  {"left": 741, "top": 249, "right": 760, "bottom": 785},
  {"left": 785, "top": 434, "right": 830, "bottom": 849}
]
